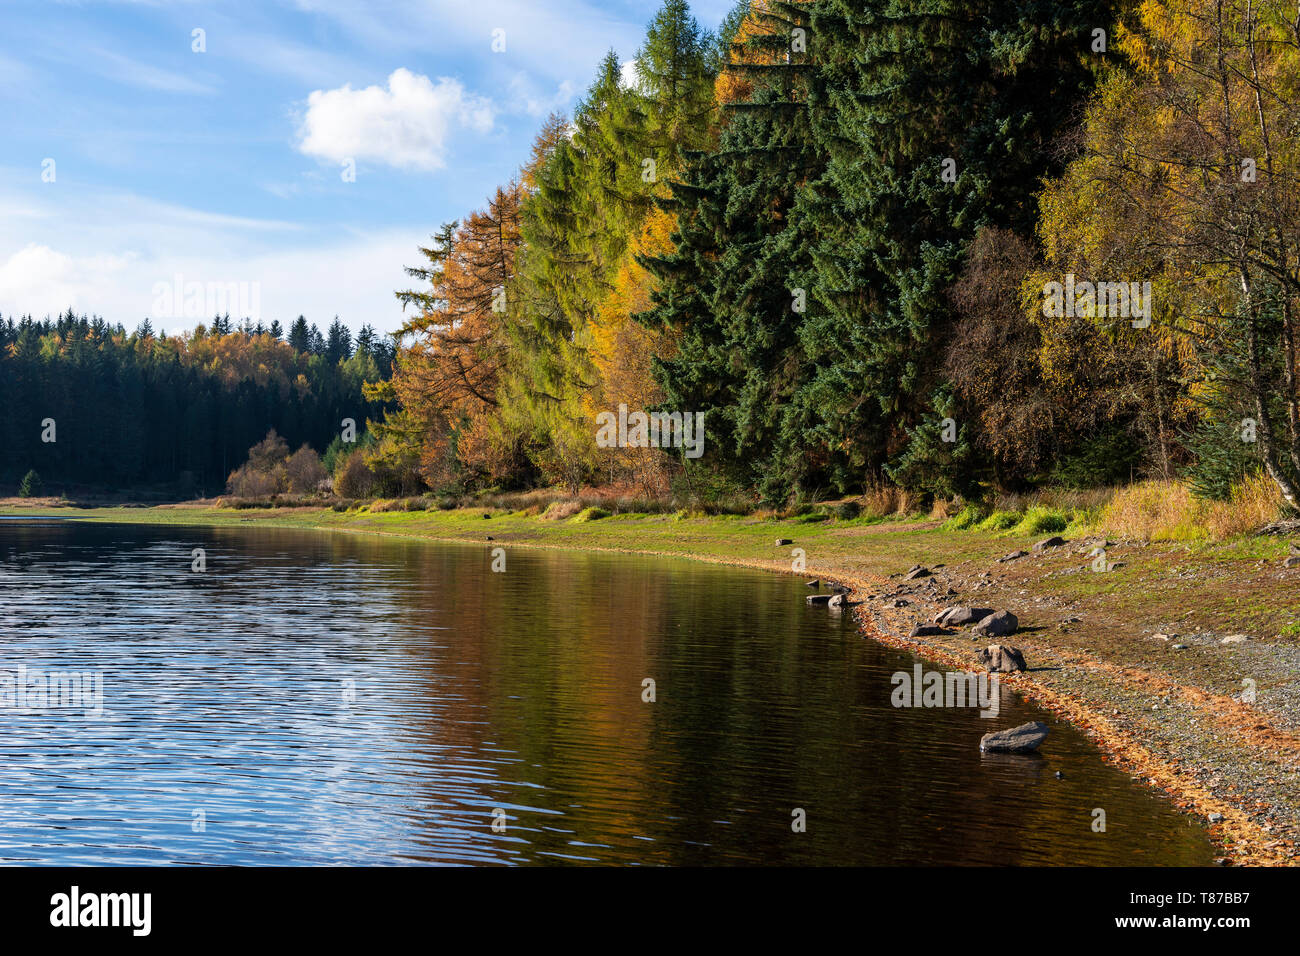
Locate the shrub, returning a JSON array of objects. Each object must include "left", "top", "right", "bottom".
[
  {"left": 226, "top": 466, "right": 282, "bottom": 498},
  {"left": 976, "top": 510, "right": 1022, "bottom": 532},
  {"left": 835, "top": 500, "right": 862, "bottom": 520},
  {"left": 942, "top": 503, "right": 986, "bottom": 531},
  {"left": 1013, "top": 507, "right": 1070, "bottom": 535},
  {"left": 572, "top": 506, "right": 610, "bottom": 522},
  {"left": 334, "top": 450, "right": 377, "bottom": 499}
]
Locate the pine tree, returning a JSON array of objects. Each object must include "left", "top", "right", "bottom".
[
  {"left": 804, "top": 0, "right": 1112, "bottom": 487},
  {"left": 641, "top": 0, "right": 827, "bottom": 501},
  {"left": 288, "top": 316, "right": 310, "bottom": 353}
]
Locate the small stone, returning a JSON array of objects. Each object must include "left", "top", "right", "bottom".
[
  {"left": 1221, "top": 634, "right": 1250, "bottom": 644},
  {"left": 997, "top": 550, "right": 1028, "bottom": 563},
  {"left": 909, "top": 624, "right": 949, "bottom": 638},
  {"left": 1055, "top": 771, "right": 1064, "bottom": 779},
  {"left": 1171, "top": 643, "right": 1187, "bottom": 650},
  {"left": 776, "top": 538, "right": 793, "bottom": 546},
  {"left": 805, "top": 579, "right": 820, "bottom": 587},
  {"left": 1284, "top": 555, "right": 1300, "bottom": 568},
  {"left": 1033, "top": 536, "right": 1067, "bottom": 552},
  {"left": 1208, "top": 812, "right": 1225, "bottom": 824},
  {"left": 903, "top": 566, "right": 931, "bottom": 580}
]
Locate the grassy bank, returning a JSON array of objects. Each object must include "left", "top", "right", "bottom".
[{"left": 4, "top": 497, "right": 1300, "bottom": 864}]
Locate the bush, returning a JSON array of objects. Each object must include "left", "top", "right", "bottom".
[
  {"left": 334, "top": 450, "right": 377, "bottom": 499},
  {"left": 976, "top": 510, "right": 1023, "bottom": 532},
  {"left": 1013, "top": 507, "right": 1070, "bottom": 535},
  {"left": 572, "top": 506, "right": 610, "bottom": 522},
  {"left": 18, "top": 469, "right": 43, "bottom": 497},
  {"left": 835, "top": 500, "right": 862, "bottom": 521},
  {"left": 941, "top": 503, "right": 986, "bottom": 531},
  {"left": 226, "top": 466, "right": 282, "bottom": 498}
]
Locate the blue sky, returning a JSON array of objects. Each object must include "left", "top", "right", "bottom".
[{"left": 0, "top": 0, "right": 736, "bottom": 334}]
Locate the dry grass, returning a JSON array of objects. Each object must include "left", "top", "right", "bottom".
[
  {"left": 861, "top": 484, "right": 917, "bottom": 519},
  {"left": 1098, "top": 473, "right": 1284, "bottom": 541},
  {"left": 541, "top": 500, "right": 583, "bottom": 520}
]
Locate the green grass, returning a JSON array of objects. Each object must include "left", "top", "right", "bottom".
[
  {"left": 976, "top": 510, "right": 1022, "bottom": 532},
  {"left": 1012, "top": 506, "right": 1070, "bottom": 536}
]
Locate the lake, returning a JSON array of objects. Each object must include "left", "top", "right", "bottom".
[{"left": 0, "top": 520, "right": 1213, "bottom": 865}]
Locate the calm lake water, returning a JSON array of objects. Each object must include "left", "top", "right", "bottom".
[{"left": 0, "top": 520, "right": 1213, "bottom": 865}]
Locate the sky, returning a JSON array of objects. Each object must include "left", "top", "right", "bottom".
[{"left": 0, "top": 0, "right": 736, "bottom": 335}]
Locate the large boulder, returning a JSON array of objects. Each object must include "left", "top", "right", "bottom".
[
  {"left": 903, "top": 565, "right": 931, "bottom": 580},
  {"left": 828, "top": 592, "right": 849, "bottom": 608},
  {"left": 977, "top": 644, "right": 1027, "bottom": 672},
  {"left": 934, "top": 605, "right": 995, "bottom": 627},
  {"left": 980, "top": 721, "right": 1049, "bottom": 753},
  {"left": 972, "top": 610, "right": 1019, "bottom": 637},
  {"left": 1033, "top": 536, "right": 1068, "bottom": 552},
  {"left": 806, "top": 593, "right": 832, "bottom": 605}
]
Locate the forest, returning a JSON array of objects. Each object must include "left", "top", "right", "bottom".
[
  {"left": 8, "top": 0, "right": 1300, "bottom": 520},
  {"left": 0, "top": 312, "right": 393, "bottom": 497},
  {"left": 353, "top": 0, "right": 1300, "bottom": 516}
]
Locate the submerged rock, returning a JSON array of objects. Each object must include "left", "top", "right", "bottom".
[{"left": 980, "top": 721, "right": 1049, "bottom": 753}]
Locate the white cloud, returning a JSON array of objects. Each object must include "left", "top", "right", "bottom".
[{"left": 296, "top": 68, "right": 494, "bottom": 172}]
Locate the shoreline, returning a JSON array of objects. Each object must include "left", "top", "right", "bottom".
[{"left": 6, "top": 501, "right": 1299, "bottom": 865}]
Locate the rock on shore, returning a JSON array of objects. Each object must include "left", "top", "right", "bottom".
[
  {"left": 977, "top": 643, "right": 1027, "bottom": 672},
  {"left": 972, "top": 610, "right": 1019, "bottom": 637}
]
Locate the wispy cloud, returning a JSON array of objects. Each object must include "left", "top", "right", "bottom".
[{"left": 88, "top": 48, "right": 217, "bottom": 95}]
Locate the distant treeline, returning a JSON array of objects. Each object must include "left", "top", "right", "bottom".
[{"left": 0, "top": 312, "right": 395, "bottom": 495}]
